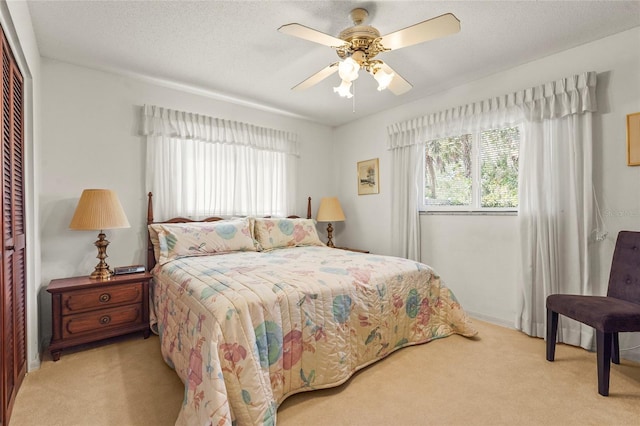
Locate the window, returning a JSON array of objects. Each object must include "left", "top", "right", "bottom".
[
  {"left": 142, "top": 105, "right": 298, "bottom": 220},
  {"left": 422, "top": 126, "right": 520, "bottom": 211}
]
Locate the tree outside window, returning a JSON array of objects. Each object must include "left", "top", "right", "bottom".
[{"left": 423, "top": 126, "right": 520, "bottom": 210}]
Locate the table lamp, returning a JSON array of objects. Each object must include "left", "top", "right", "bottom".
[
  {"left": 69, "top": 189, "right": 130, "bottom": 280},
  {"left": 316, "top": 197, "right": 346, "bottom": 248}
]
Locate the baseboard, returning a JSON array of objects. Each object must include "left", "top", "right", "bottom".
[
  {"left": 467, "top": 312, "right": 640, "bottom": 364},
  {"left": 466, "top": 311, "right": 515, "bottom": 329},
  {"left": 28, "top": 335, "right": 50, "bottom": 372},
  {"left": 620, "top": 348, "right": 640, "bottom": 363},
  {"left": 29, "top": 350, "right": 42, "bottom": 372}
]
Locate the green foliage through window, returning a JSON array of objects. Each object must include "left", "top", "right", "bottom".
[
  {"left": 480, "top": 127, "right": 519, "bottom": 208},
  {"left": 424, "top": 135, "right": 472, "bottom": 206},
  {"left": 423, "top": 126, "right": 520, "bottom": 209}
]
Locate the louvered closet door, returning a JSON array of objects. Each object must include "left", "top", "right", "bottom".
[{"left": 0, "top": 24, "right": 25, "bottom": 426}]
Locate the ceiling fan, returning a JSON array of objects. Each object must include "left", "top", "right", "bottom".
[{"left": 278, "top": 8, "right": 460, "bottom": 98}]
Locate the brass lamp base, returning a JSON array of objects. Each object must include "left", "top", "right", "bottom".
[
  {"left": 325, "top": 222, "right": 335, "bottom": 248},
  {"left": 90, "top": 231, "right": 113, "bottom": 280}
]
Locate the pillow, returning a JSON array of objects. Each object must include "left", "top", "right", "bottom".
[
  {"left": 149, "top": 218, "right": 257, "bottom": 265},
  {"left": 232, "top": 216, "right": 258, "bottom": 240},
  {"left": 253, "top": 218, "right": 324, "bottom": 251},
  {"left": 148, "top": 224, "right": 162, "bottom": 263}
]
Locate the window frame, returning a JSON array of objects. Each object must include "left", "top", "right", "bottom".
[{"left": 419, "top": 124, "right": 522, "bottom": 213}]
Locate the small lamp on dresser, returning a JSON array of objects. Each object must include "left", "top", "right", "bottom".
[
  {"left": 69, "top": 189, "right": 130, "bottom": 280},
  {"left": 316, "top": 196, "right": 346, "bottom": 248}
]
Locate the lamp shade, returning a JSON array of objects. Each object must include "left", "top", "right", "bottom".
[
  {"left": 373, "top": 68, "right": 394, "bottom": 91},
  {"left": 333, "top": 80, "right": 354, "bottom": 98},
  {"left": 69, "top": 189, "right": 130, "bottom": 231},
  {"left": 338, "top": 57, "right": 360, "bottom": 82},
  {"left": 316, "top": 197, "right": 346, "bottom": 222}
]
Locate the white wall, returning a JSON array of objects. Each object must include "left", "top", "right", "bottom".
[
  {"left": 333, "top": 27, "right": 640, "bottom": 359},
  {"left": 3, "top": 1, "right": 42, "bottom": 371},
  {"left": 14, "top": 11, "right": 640, "bottom": 367},
  {"left": 38, "top": 58, "right": 334, "bottom": 353}
]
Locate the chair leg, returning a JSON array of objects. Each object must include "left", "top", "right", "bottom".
[
  {"left": 596, "top": 330, "right": 612, "bottom": 396},
  {"left": 546, "top": 309, "right": 559, "bottom": 361},
  {"left": 612, "top": 332, "right": 620, "bottom": 365}
]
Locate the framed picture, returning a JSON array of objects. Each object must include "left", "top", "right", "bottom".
[
  {"left": 627, "top": 112, "right": 640, "bottom": 166},
  {"left": 357, "top": 158, "right": 379, "bottom": 195}
]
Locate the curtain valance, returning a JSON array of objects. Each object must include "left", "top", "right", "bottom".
[
  {"left": 522, "top": 72, "right": 596, "bottom": 121},
  {"left": 387, "top": 71, "right": 597, "bottom": 149},
  {"left": 141, "top": 104, "right": 300, "bottom": 157}
]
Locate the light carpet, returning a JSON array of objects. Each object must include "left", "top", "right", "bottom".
[{"left": 11, "top": 320, "right": 640, "bottom": 425}]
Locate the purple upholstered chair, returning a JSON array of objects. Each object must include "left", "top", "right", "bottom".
[{"left": 546, "top": 230, "right": 640, "bottom": 396}]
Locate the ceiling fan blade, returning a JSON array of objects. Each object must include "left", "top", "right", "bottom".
[
  {"left": 379, "top": 13, "right": 460, "bottom": 51},
  {"left": 278, "top": 23, "right": 347, "bottom": 48},
  {"left": 379, "top": 63, "right": 412, "bottom": 95},
  {"left": 292, "top": 63, "right": 340, "bottom": 91}
]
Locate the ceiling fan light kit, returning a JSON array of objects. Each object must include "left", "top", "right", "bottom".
[
  {"left": 278, "top": 8, "right": 460, "bottom": 98},
  {"left": 338, "top": 57, "right": 360, "bottom": 82},
  {"left": 334, "top": 57, "right": 360, "bottom": 98},
  {"left": 334, "top": 80, "right": 354, "bottom": 98}
]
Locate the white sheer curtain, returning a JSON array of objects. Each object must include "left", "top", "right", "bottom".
[
  {"left": 387, "top": 90, "right": 524, "bottom": 260},
  {"left": 141, "top": 105, "right": 299, "bottom": 221},
  {"left": 517, "top": 72, "right": 597, "bottom": 349},
  {"left": 386, "top": 125, "right": 422, "bottom": 260},
  {"left": 388, "top": 72, "right": 598, "bottom": 348}
]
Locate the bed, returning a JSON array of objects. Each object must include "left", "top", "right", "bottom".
[{"left": 146, "top": 194, "right": 477, "bottom": 425}]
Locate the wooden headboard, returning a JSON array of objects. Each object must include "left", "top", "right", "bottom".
[{"left": 146, "top": 192, "right": 312, "bottom": 270}]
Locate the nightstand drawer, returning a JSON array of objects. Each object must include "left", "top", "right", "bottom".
[
  {"left": 61, "top": 283, "right": 143, "bottom": 315},
  {"left": 62, "top": 304, "right": 144, "bottom": 338},
  {"left": 48, "top": 272, "right": 152, "bottom": 361}
]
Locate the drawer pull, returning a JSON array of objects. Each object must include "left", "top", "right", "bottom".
[
  {"left": 99, "top": 293, "right": 111, "bottom": 303},
  {"left": 99, "top": 315, "right": 111, "bottom": 325}
]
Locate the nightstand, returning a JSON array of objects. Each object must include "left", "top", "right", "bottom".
[
  {"left": 47, "top": 272, "right": 152, "bottom": 361},
  {"left": 336, "top": 247, "right": 370, "bottom": 253}
]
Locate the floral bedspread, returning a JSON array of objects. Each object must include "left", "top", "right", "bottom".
[{"left": 150, "top": 246, "right": 477, "bottom": 425}]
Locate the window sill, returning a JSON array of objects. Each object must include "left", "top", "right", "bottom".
[{"left": 419, "top": 210, "right": 517, "bottom": 216}]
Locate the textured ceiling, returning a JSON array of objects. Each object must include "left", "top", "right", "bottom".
[{"left": 27, "top": 1, "right": 640, "bottom": 127}]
